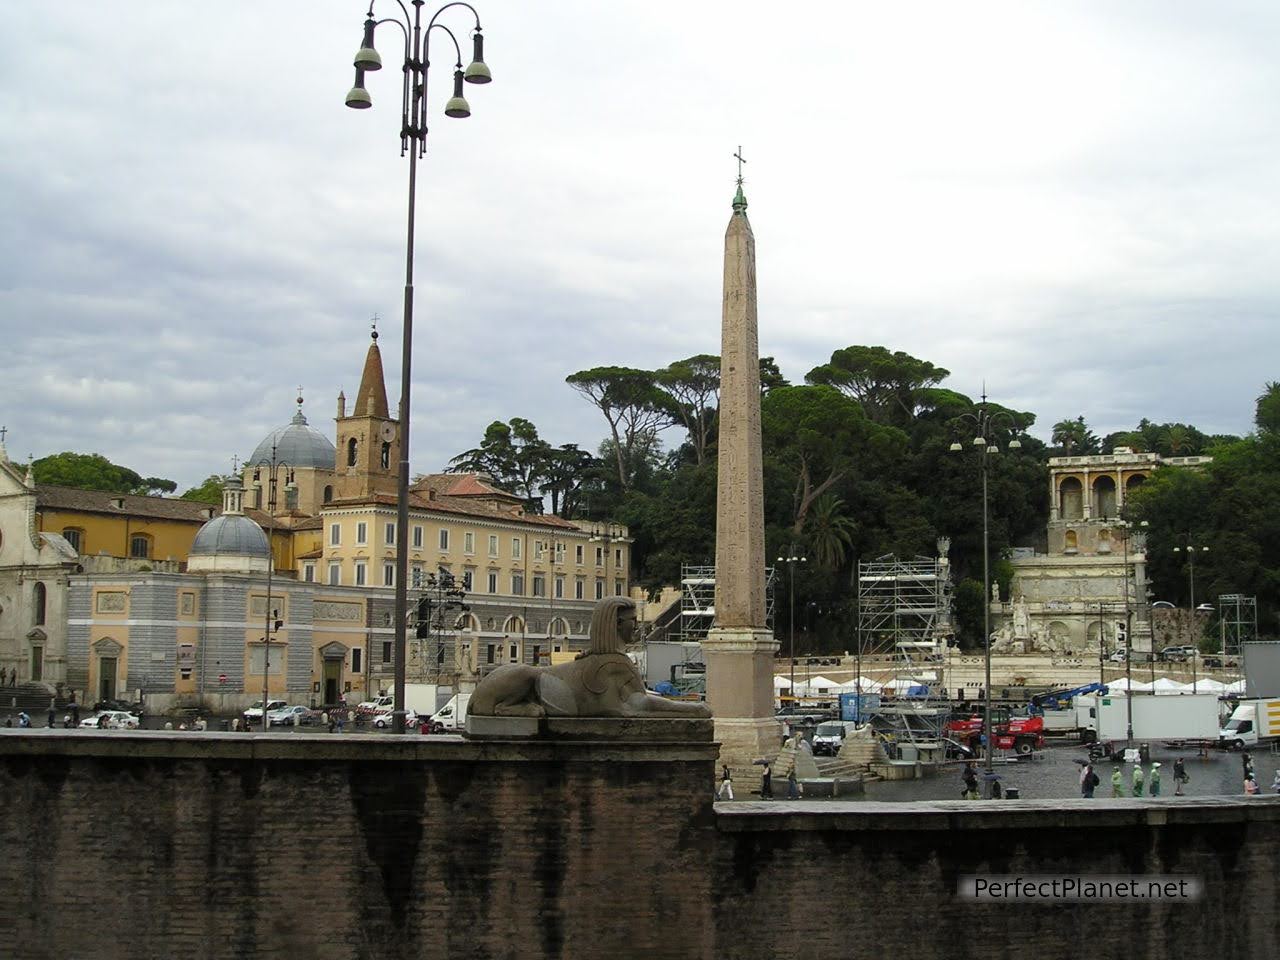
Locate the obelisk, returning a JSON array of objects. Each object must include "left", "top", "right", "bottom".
[{"left": 704, "top": 167, "right": 782, "bottom": 779}]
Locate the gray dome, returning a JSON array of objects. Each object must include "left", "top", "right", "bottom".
[
  {"left": 249, "top": 408, "right": 336, "bottom": 470},
  {"left": 190, "top": 515, "right": 270, "bottom": 558}
]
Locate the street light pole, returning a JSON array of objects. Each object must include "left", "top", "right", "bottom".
[
  {"left": 346, "top": 1, "right": 491, "bottom": 733},
  {"left": 776, "top": 548, "right": 806, "bottom": 701},
  {"left": 251, "top": 442, "right": 295, "bottom": 727},
  {"left": 1174, "top": 541, "right": 1209, "bottom": 691},
  {"left": 949, "top": 390, "right": 1021, "bottom": 777},
  {"left": 1115, "top": 518, "right": 1147, "bottom": 748}
]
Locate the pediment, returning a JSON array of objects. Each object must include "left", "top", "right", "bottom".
[
  {"left": 319, "top": 641, "right": 349, "bottom": 659},
  {"left": 93, "top": 637, "right": 123, "bottom": 657},
  {"left": 26, "top": 627, "right": 47, "bottom": 643}
]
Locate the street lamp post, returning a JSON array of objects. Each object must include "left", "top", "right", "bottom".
[
  {"left": 1174, "top": 541, "right": 1209, "bottom": 691},
  {"left": 1114, "top": 518, "right": 1147, "bottom": 747},
  {"left": 949, "top": 390, "right": 1022, "bottom": 778},
  {"left": 250, "top": 443, "right": 296, "bottom": 727},
  {"left": 589, "top": 522, "right": 626, "bottom": 601},
  {"left": 775, "top": 548, "right": 807, "bottom": 701},
  {"left": 346, "top": 1, "right": 492, "bottom": 733}
]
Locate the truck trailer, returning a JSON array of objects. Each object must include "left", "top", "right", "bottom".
[
  {"left": 1085, "top": 693, "right": 1220, "bottom": 742},
  {"left": 1219, "top": 699, "right": 1280, "bottom": 749}
]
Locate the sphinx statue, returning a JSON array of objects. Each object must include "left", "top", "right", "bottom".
[{"left": 468, "top": 597, "right": 712, "bottom": 719}]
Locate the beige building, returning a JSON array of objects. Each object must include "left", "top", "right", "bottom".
[{"left": 999, "top": 447, "right": 1211, "bottom": 656}]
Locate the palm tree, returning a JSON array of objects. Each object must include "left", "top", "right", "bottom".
[
  {"left": 1051, "top": 416, "right": 1099, "bottom": 455},
  {"left": 805, "top": 494, "right": 857, "bottom": 570}
]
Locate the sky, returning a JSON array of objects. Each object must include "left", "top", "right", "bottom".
[{"left": 2, "top": 1, "right": 1278, "bottom": 492}]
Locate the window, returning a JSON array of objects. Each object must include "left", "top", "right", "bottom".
[
  {"left": 595, "top": 547, "right": 604, "bottom": 566},
  {"left": 130, "top": 535, "right": 151, "bottom": 559},
  {"left": 412, "top": 565, "right": 424, "bottom": 588},
  {"left": 555, "top": 542, "right": 565, "bottom": 564},
  {"left": 532, "top": 575, "right": 545, "bottom": 598},
  {"left": 383, "top": 564, "right": 395, "bottom": 587},
  {"left": 382, "top": 641, "right": 393, "bottom": 663},
  {"left": 532, "top": 645, "right": 541, "bottom": 664},
  {"left": 380, "top": 441, "right": 390, "bottom": 469},
  {"left": 328, "top": 563, "right": 341, "bottom": 586},
  {"left": 464, "top": 532, "right": 474, "bottom": 554},
  {"left": 329, "top": 523, "right": 341, "bottom": 546},
  {"left": 533, "top": 540, "right": 545, "bottom": 561},
  {"left": 323, "top": 485, "right": 333, "bottom": 504},
  {"left": 303, "top": 564, "right": 315, "bottom": 583},
  {"left": 615, "top": 580, "right": 624, "bottom": 597},
  {"left": 61, "top": 528, "right": 82, "bottom": 553},
  {"left": 385, "top": 522, "right": 396, "bottom": 545},
  {"left": 509, "top": 644, "right": 519, "bottom": 663},
  {"left": 355, "top": 561, "right": 367, "bottom": 586},
  {"left": 356, "top": 522, "right": 368, "bottom": 545},
  {"left": 488, "top": 535, "right": 499, "bottom": 557},
  {"left": 575, "top": 544, "right": 584, "bottom": 565},
  {"left": 512, "top": 538, "right": 522, "bottom": 560},
  {"left": 462, "top": 570, "right": 474, "bottom": 591},
  {"left": 615, "top": 548, "right": 623, "bottom": 568},
  {"left": 351, "top": 648, "right": 362, "bottom": 673},
  {"left": 409, "top": 525, "right": 422, "bottom": 549},
  {"left": 347, "top": 437, "right": 358, "bottom": 467},
  {"left": 575, "top": 579, "right": 585, "bottom": 600},
  {"left": 33, "top": 582, "right": 46, "bottom": 626},
  {"left": 512, "top": 574, "right": 525, "bottom": 596},
  {"left": 487, "top": 571, "right": 498, "bottom": 593},
  {"left": 555, "top": 576, "right": 565, "bottom": 599},
  {"left": 486, "top": 644, "right": 495, "bottom": 664},
  {"left": 595, "top": 579, "right": 604, "bottom": 600},
  {"left": 439, "top": 529, "right": 449, "bottom": 551}
]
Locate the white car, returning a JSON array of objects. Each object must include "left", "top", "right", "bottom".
[
  {"left": 80, "top": 710, "right": 140, "bottom": 729},
  {"left": 267, "top": 705, "right": 319, "bottom": 727},
  {"left": 371, "top": 707, "right": 417, "bottom": 729},
  {"left": 1108, "top": 649, "right": 1128, "bottom": 663},
  {"left": 242, "top": 699, "right": 287, "bottom": 723}
]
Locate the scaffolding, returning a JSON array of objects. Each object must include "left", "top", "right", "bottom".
[
  {"left": 857, "top": 554, "right": 954, "bottom": 752},
  {"left": 1219, "top": 594, "right": 1258, "bottom": 658},
  {"left": 671, "top": 563, "right": 776, "bottom": 642}
]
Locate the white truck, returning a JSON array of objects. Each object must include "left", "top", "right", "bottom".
[
  {"left": 431, "top": 693, "right": 471, "bottom": 731},
  {"left": 1083, "top": 693, "right": 1220, "bottom": 742},
  {"left": 812, "top": 720, "right": 858, "bottom": 756},
  {"left": 1219, "top": 699, "right": 1280, "bottom": 750}
]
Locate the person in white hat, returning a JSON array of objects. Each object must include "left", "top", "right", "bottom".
[{"left": 1148, "top": 762, "right": 1162, "bottom": 797}]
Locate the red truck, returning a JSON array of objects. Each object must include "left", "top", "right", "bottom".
[{"left": 945, "top": 714, "right": 1045, "bottom": 756}]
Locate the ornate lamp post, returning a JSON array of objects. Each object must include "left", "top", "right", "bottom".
[
  {"left": 250, "top": 443, "right": 296, "bottom": 726},
  {"left": 589, "top": 522, "right": 626, "bottom": 600},
  {"left": 1114, "top": 518, "right": 1147, "bottom": 747},
  {"left": 346, "top": 1, "right": 492, "bottom": 733},
  {"left": 775, "top": 548, "right": 807, "bottom": 701},
  {"left": 949, "top": 391, "right": 1022, "bottom": 778}
]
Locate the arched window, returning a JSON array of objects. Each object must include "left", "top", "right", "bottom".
[
  {"left": 455, "top": 612, "right": 480, "bottom": 632},
  {"left": 381, "top": 442, "right": 390, "bottom": 469},
  {"left": 502, "top": 615, "right": 525, "bottom": 634},
  {"left": 323, "top": 485, "right": 333, "bottom": 504},
  {"left": 1092, "top": 476, "right": 1117, "bottom": 518},
  {"left": 347, "top": 437, "right": 358, "bottom": 467},
  {"left": 33, "top": 582, "right": 46, "bottom": 626},
  {"left": 1125, "top": 474, "right": 1146, "bottom": 494},
  {"left": 1059, "top": 477, "right": 1083, "bottom": 520},
  {"left": 549, "top": 617, "right": 570, "bottom": 637}
]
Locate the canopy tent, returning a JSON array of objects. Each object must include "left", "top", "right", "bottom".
[
  {"left": 1181, "top": 677, "right": 1227, "bottom": 693},
  {"left": 793, "top": 675, "right": 839, "bottom": 695},
  {"left": 1225, "top": 679, "right": 1247, "bottom": 694},
  {"left": 773, "top": 676, "right": 792, "bottom": 690},
  {"left": 830, "top": 677, "right": 884, "bottom": 694},
  {"left": 1103, "top": 677, "right": 1152, "bottom": 694},
  {"left": 1150, "top": 677, "right": 1188, "bottom": 695}
]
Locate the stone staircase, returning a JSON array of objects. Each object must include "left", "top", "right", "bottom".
[
  {"left": 816, "top": 726, "right": 888, "bottom": 781},
  {"left": 1, "top": 682, "right": 67, "bottom": 719}
]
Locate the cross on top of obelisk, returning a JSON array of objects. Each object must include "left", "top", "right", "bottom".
[
  {"left": 0, "top": 426, "right": 7, "bottom": 444},
  {"left": 733, "top": 145, "right": 746, "bottom": 186}
]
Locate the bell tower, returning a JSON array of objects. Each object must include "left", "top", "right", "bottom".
[{"left": 334, "top": 326, "right": 400, "bottom": 500}]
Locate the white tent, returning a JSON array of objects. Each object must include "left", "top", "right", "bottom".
[
  {"left": 830, "top": 677, "right": 883, "bottom": 694},
  {"left": 798, "top": 675, "right": 839, "bottom": 694},
  {"left": 1225, "top": 679, "right": 1247, "bottom": 694},
  {"left": 1104, "top": 677, "right": 1152, "bottom": 694},
  {"left": 1151, "top": 677, "right": 1187, "bottom": 695},
  {"left": 883, "top": 677, "right": 931, "bottom": 693},
  {"left": 1182, "top": 677, "right": 1227, "bottom": 693},
  {"left": 773, "top": 675, "right": 792, "bottom": 690}
]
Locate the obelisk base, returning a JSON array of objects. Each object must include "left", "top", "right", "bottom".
[{"left": 704, "top": 627, "right": 782, "bottom": 785}]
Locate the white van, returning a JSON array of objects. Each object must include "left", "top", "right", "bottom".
[
  {"left": 431, "top": 693, "right": 471, "bottom": 731},
  {"left": 812, "top": 720, "right": 857, "bottom": 756}
]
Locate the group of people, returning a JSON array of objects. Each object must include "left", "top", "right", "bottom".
[
  {"left": 1238, "top": 752, "right": 1280, "bottom": 796},
  {"left": 714, "top": 752, "right": 803, "bottom": 802},
  {"left": 0, "top": 667, "right": 18, "bottom": 687}
]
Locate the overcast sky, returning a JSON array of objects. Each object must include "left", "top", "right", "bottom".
[{"left": 2, "top": 1, "right": 1277, "bottom": 491}]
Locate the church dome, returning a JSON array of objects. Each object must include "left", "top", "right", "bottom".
[
  {"left": 249, "top": 404, "right": 335, "bottom": 470},
  {"left": 190, "top": 515, "right": 270, "bottom": 559}
]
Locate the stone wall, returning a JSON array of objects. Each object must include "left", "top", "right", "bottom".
[{"left": 1, "top": 733, "right": 1278, "bottom": 959}]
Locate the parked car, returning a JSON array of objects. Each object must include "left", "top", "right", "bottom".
[
  {"left": 371, "top": 707, "right": 417, "bottom": 729},
  {"left": 1160, "top": 645, "right": 1198, "bottom": 662},
  {"left": 79, "top": 710, "right": 140, "bottom": 729},
  {"left": 356, "top": 694, "right": 393, "bottom": 719},
  {"left": 242, "top": 699, "right": 287, "bottom": 724},
  {"left": 267, "top": 705, "right": 320, "bottom": 727},
  {"left": 941, "top": 736, "right": 976, "bottom": 760},
  {"left": 1108, "top": 648, "right": 1128, "bottom": 663}
]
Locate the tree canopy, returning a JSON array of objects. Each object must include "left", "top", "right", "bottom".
[{"left": 32, "top": 452, "right": 176, "bottom": 496}]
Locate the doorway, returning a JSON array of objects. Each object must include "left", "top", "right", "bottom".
[
  {"left": 99, "top": 657, "right": 117, "bottom": 702},
  {"left": 31, "top": 646, "right": 43, "bottom": 683},
  {"left": 323, "top": 658, "right": 341, "bottom": 706}
]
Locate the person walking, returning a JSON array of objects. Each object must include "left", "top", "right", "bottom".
[
  {"left": 962, "top": 762, "right": 979, "bottom": 800},
  {"left": 1111, "top": 767, "right": 1125, "bottom": 798},
  {"left": 1245, "top": 775, "right": 1260, "bottom": 796},
  {"left": 1082, "top": 764, "right": 1098, "bottom": 799},
  {"left": 760, "top": 760, "right": 773, "bottom": 800},
  {"left": 1242, "top": 752, "right": 1255, "bottom": 782},
  {"left": 1173, "top": 758, "right": 1187, "bottom": 796},
  {"left": 47, "top": 706, "right": 56, "bottom": 728},
  {"left": 0, "top": 667, "right": 7, "bottom": 687},
  {"left": 715, "top": 764, "right": 734, "bottom": 801},
  {"left": 1272, "top": 770, "right": 1280, "bottom": 795},
  {"left": 1148, "top": 762, "right": 1162, "bottom": 797},
  {"left": 787, "top": 767, "right": 799, "bottom": 800},
  {"left": 1132, "top": 764, "right": 1145, "bottom": 798}
]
